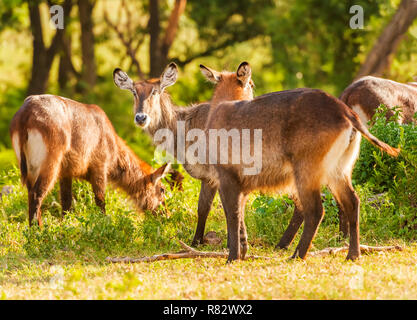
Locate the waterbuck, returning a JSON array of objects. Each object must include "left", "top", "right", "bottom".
[
  {"left": 340, "top": 76, "right": 417, "bottom": 126},
  {"left": 10, "top": 94, "right": 171, "bottom": 226},
  {"left": 113, "top": 62, "right": 254, "bottom": 247},
  {"left": 204, "top": 87, "right": 399, "bottom": 262},
  {"left": 279, "top": 76, "right": 417, "bottom": 240}
]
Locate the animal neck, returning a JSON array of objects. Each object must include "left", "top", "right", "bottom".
[
  {"left": 146, "top": 93, "right": 179, "bottom": 136},
  {"left": 146, "top": 94, "right": 211, "bottom": 160},
  {"left": 109, "top": 137, "right": 152, "bottom": 199}
]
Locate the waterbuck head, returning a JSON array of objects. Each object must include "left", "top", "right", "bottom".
[
  {"left": 134, "top": 162, "right": 171, "bottom": 212},
  {"left": 113, "top": 63, "right": 178, "bottom": 131},
  {"left": 113, "top": 61, "right": 254, "bottom": 130},
  {"left": 200, "top": 61, "right": 254, "bottom": 104}
]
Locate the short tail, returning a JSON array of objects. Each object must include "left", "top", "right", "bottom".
[
  {"left": 20, "top": 150, "right": 28, "bottom": 186},
  {"left": 345, "top": 108, "right": 400, "bottom": 157},
  {"left": 16, "top": 130, "right": 28, "bottom": 186}
]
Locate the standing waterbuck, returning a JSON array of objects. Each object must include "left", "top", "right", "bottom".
[
  {"left": 324, "top": 76, "right": 417, "bottom": 236},
  {"left": 205, "top": 88, "right": 400, "bottom": 262},
  {"left": 340, "top": 76, "right": 417, "bottom": 125},
  {"left": 113, "top": 62, "right": 254, "bottom": 246},
  {"left": 10, "top": 95, "right": 171, "bottom": 226}
]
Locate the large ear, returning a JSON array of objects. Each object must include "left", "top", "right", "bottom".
[
  {"left": 200, "top": 64, "right": 221, "bottom": 83},
  {"left": 151, "top": 163, "right": 172, "bottom": 184},
  {"left": 236, "top": 61, "right": 252, "bottom": 87},
  {"left": 160, "top": 63, "right": 178, "bottom": 92},
  {"left": 113, "top": 68, "right": 135, "bottom": 92}
]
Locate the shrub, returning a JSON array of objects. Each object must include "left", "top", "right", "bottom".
[
  {"left": 353, "top": 105, "right": 417, "bottom": 192},
  {"left": 352, "top": 105, "right": 417, "bottom": 239}
]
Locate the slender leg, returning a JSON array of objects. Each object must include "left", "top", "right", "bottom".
[
  {"left": 337, "top": 202, "right": 349, "bottom": 238},
  {"left": 278, "top": 195, "right": 348, "bottom": 249},
  {"left": 217, "top": 174, "right": 243, "bottom": 263},
  {"left": 346, "top": 193, "right": 360, "bottom": 261},
  {"left": 276, "top": 204, "right": 304, "bottom": 250},
  {"left": 291, "top": 172, "right": 324, "bottom": 260},
  {"left": 239, "top": 195, "right": 248, "bottom": 259},
  {"left": 89, "top": 169, "right": 107, "bottom": 213},
  {"left": 329, "top": 177, "right": 360, "bottom": 260},
  {"left": 27, "top": 169, "right": 59, "bottom": 227},
  {"left": 60, "top": 177, "right": 72, "bottom": 215},
  {"left": 191, "top": 181, "right": 218, "bottom": 246}
]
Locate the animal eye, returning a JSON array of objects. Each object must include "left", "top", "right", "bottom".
[{"left": 160, "top": 187, "right": 165, "bottom": 194}]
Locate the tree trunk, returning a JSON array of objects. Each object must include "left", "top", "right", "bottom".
[
  {"left": 159, "top": 0, "right": 187, "bottom": 68},
  {"left": 356, "top": 0, "right": 417, "bottom": 79},
  {"left": 58, "top": 31, "right": 75, "bottom": 89},
  {"left": 149, "top": 0, "right": 162, "bottom": 77},
  {"left": 27, "top": 1, "right": 49, "bottom": 95},
  {"left": 78, "top": 0, "right": 96, "bottom": 89},
  {"left": 27, "top": 0, "right": 72, "bottom": 95},
  {"left": 149, "top": 0, "right": 187, "bottom": 77}
]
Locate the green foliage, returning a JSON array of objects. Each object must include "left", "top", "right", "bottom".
[
  {"left": 22, "top": 209, "right": 138, "bottom": 259},
  {"left": 0, "top": 0, "right": 26, "bottom": 32},
  {"left": 17, "top": 179, "right": 142, "bottom": 259},
  {"left": 351, "top": 105, "right": 417, "bottom": 239},
  {"left": 247, "top": 194, "right": 294, "bottom": 245},
  {"left": 187, "top": 0, "right": 274, "bottom": 44},
  {"left": 355, "top": 183, "right": 416, "bottom": 241},
  {"left": 0, "top": 87, "right": 26, "bottom": 150},
  {"left": 353, "top": 105, "right": 417, "bottom": 192},
  {"left": 263, "top": 0, "right": 383, "bottom": 93},
  {"left": 0, "top": 0, "right": 416, "bottom": 272}
]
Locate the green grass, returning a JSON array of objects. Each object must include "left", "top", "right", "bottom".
[
  {"left": 0, "top": 154, "right": 415, "bottom": 299},
  {"left": 0, "top": 110, "right": 416, "bottom": 299},
  {"left": 0, "top": 149, "right": 16, "bottom": 172},
  {"left": 2, "top": 247, "right": 417, "bottom": 300}
]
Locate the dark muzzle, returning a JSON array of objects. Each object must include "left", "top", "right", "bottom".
[{"left": 135, "top": 113, "right": 148, "bottom": 126}]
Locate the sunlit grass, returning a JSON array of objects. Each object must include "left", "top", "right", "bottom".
[{"left": 0, "top": 151, "right": 416, "bottom": 299}]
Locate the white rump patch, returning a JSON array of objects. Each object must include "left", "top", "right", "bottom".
[
  {"left": 352, "top": 105, "right": 370, "bottom": 128},
  {"left": 25, "top": 129, "right": 47, "bottom": 183},
  {"left": 340, "top": 130, "right": 361, "bottom": 176},
  {"left": 12, "top": 133, "right": 21, "bottom": 163},
  {"left": 322, "top": 129, "right": 352, "bottom": 182}
]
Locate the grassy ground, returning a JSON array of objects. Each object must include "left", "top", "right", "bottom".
[
  {"left": 2, "top": 247, "right": 417, "bottom": 300},
  {"left": 0, "top": 148, "right": 416, "bottom": 300}
]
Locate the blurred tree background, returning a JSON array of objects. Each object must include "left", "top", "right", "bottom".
[{"left": 0, "top": 0, "right": 417, "bottom": 164}]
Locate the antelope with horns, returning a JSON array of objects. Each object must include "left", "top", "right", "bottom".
[
  {"left": 10, "top": 95, "right": 171, "bottom": 226},
  {"left": 204, "top": 86, "right": 399, "bottom": 262},
  {"left": 340, "top": 76, "right": 417, "bottom": 126},
  {"left": 113, "top": 62, "right": 254, "bottom": 246}
]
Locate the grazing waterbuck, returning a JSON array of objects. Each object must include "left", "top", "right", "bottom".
[
  {"left": 113, "top": 62, "right": 254, "bottom": 246},
  {"left": 10, "top": 94, "right": 171, "bottom": 226},
  {"left": 205, "top": 87, "right": 399, "bottom": 262},
  {"left": 340, "top": 76, "right": 417, "bottom": 125}
]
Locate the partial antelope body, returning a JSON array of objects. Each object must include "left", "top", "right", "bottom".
[
  {"left": 340, "top": 76, "right": 417, "bottom": 125},
  {"left": 113, "top": 62, "right": 254, "bottom": 246},
  {"left": 10, "top": 94, "right": 170, "bottom": 226},
  {"left": 205, "top": 87, "right": 399, "bottom": 262}
]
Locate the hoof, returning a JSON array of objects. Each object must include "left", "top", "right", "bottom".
[
  {"left": 338, "top": 231, "right": 349, "bottom": 240},
  {"left": 240, "top": 245, "right": 248, "bottom": 260},
  {"left": 346, "top": 254, "right": 360, "bottom": 261},
  {"left": 289, "top": 249, "right": 306, "bottom": 261},
  {"left": 275, "top": 244, "right": 289, "bottom": 251},
  {"left": 226, "top": 254, "right": 240, "bottom": 264},
  {"left": 190, "top": 240, "right": 201, "bottom": 247}
]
